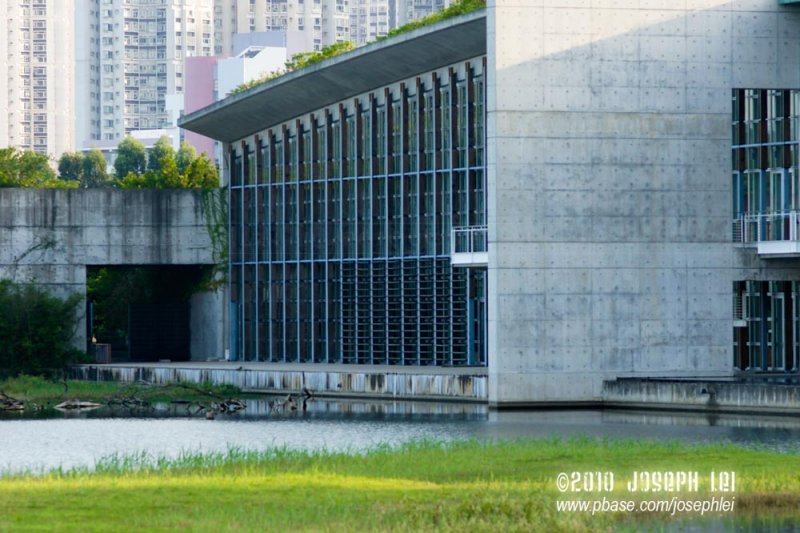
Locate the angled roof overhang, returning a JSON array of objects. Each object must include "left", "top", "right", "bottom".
[{"left": 179, "top": 11, "right": 487, "bottom": 143}]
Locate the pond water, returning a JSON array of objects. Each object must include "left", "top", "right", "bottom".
[{"left": 2, "top": 398, "right": 800, "bottom": 474}]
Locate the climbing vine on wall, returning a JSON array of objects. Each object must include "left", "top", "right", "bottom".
[{"left": 199, "top": 187, "right": 229, "bottom": 290}]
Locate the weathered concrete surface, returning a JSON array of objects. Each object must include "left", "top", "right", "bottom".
[
  {"left": 487, "top": 0, "right": 800, "bottom": 404},
  {"left": 604, "top": 379, "right": 800, "bottom": 415},
  {"left": 0, "top": 189, "right": 222, "bottom": 357},
  {"left": 72, "top": 362, "right": 489, "bottom": 402}
]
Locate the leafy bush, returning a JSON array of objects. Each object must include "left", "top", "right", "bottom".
[{"left": 0, "top": 280, "right": 83, "bottom": 378}]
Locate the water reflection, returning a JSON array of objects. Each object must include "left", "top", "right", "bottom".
[{"left": 2, "top": 398, "right": 800, "bottom": 474}]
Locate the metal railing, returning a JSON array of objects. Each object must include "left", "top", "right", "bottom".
[
  {"left": 733, "top": 291, "right": 744, "bottom": 321},
  {"left": 733, "top": 211, "right": 800, "bottom": 244},
  {"left": 452, "top": 226, "right": 488, "bottom": 255}
]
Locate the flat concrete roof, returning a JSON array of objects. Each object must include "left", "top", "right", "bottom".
[{"left": 179, "top": 11, "right": 487, "bottom": 143}]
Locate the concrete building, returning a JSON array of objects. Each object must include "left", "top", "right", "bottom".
[
  {"left": 214, "top": 0, "right": 351, "bottom": 55},
  {"left": 182, "top": 56, "right": 218, "bottom": 158},
  {"left": 350, "top": 0, "right": 392, "bottom": 45},
  {"left": 396, "top": 0, "right": 452, "bottom": 26},
  {"left": 215, "top": 35, "right": 296, "bottom": 97},
  {"left": 179, "top": 32, "right": 306, "bottom": 159},
  {"left": 0, "top": 0, "right": 75, "bottom": 157},
  {"left": 213, "top": 0, "right": 452, "bottom": 55},
  {"left": 77, "top": 0, "right": 216, "bottom": 148},
  {"left": 0, "top": 188, "right": 224, "bottom": 360},
  {"left": 181, "top": 2, "right": 800, "bottom": 407}
]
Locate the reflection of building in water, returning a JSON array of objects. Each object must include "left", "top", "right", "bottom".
[
  {"left": 602, "top": 409, "right": 800, "bottom": 431},
  {"left": 181, "top": 1, "right": 800, "bottom": 407},
  {"left": 147, "top": 398, "right": 487, "bottom": 418}
]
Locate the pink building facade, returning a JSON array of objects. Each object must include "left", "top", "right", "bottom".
[{"left": 184, "top": 56, "right": 218, "bottom": 159}]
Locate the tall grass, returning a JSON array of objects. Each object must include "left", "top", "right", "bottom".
[
  {"left": 1, "top": 438, "right": 799, "bottom": 531},
  {"left": 0, "top": 375, "right": 242, "bottom": 404}
]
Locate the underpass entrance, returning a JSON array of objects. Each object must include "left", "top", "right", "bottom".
[{"left": 87, "top": 265, "right": 212, "bottom": 363}]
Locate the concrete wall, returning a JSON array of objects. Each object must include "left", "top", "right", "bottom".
[
  {"left": 0, "top": 189, "right": 222, "bottom": 357},
  {"left": 487, "top": 0, "right": 800, "bottom": 405},
  {"left": 604, "top": 379, "right": 800, "bottom": 415},
  {"left": 72, "top": 362, "right": 489, "bottom": 401},
  {"left": 190, "top": 290, "right": 226, "bottom": 361}
]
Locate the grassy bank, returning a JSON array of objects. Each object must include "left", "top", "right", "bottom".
[
  {"left": 1, "top": 439, "right": 798, "bottom": 531},
  {"left": 0, "top": 375, "right": 241, "bottom": 405}
]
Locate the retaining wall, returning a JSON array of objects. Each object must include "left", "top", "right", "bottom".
[
  {"left": 603, "top": 379, "right": 800, "bottom": 415},
  {"left": 72, "top": 363, "right": 489, "bottom": 402}
]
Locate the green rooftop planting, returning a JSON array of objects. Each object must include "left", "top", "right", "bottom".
[
  {"left": 227, "top": 0, "right": 485, "bottom": 97},
  {"left": 228, "top": 41, "right": 356, "bottom": 96},
  {"left": 379, "top": 0, "right": 485, "bottom": 40}
]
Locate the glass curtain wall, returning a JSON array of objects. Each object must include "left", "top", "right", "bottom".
[
  {"left": 734, "top": 280, "right": 799, "bottom": 372},
  {"left": 229, "top": 60, "right": 487, "bottom": 366},
  {"left": 732, "top": 89, "right": 800, "bottom": 242}
]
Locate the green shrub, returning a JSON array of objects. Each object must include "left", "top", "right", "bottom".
[{"left": 0, "top": 279, "right": 83, "bottom": 378}]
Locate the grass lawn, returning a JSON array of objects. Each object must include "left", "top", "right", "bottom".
[
  {"left": 0, "top": 375, "right": 241, "bottom": 406},
  {"left": 0, "top": 439, "right": 798, "bottom": 531}
]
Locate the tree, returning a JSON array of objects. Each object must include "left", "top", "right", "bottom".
[
  {"left": 0, "top": 279, "right": 83, "bottom": 378},
  {"left": 114, "top": 136, "right": 147, "bottom": 178},
  {"left": 183, "top": 154, "right": 219, "bottom": 188},
  {"left": 0, "top": 148, "right": 72, "bottom": 188},
  {"left": 175, "top": 141, "right": 197, "bottom": 175},
  {"left": 57, "top": 149, "right": 112, "bottom": 188},
  {"left": 117, "top": 171, "right": 149, "bottom": 189},
  {"left": 116, "top": 139, "right": 218, "bottom": 190},
  {"left": 18, "top": 150, "right": 58, "bottom": 186},
  {"left": 57, "top": 152, "right": 84, "bottom": 182},
  {"left": 147, "top": 136, "right": 175, "bottom": 173},
  {"left": 160, "top": 154, "right": 183, "bottom": 188},
  {"left": 81, "top": 148, "right": 112, "bottom": 188}
]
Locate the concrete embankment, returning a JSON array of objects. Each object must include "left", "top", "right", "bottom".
[
  {"left": 72, "top": 365, "right": 800, "bottom": 414},
  {"left": 603, "top": 378, "right": 800, "bottom": 415},
  {"left": 72, "top": 362, "right": 488, "bottom": 402}
]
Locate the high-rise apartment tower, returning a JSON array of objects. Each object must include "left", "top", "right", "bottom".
[
  {"left": 77, "top": 0, "right": 215, "bottom": 146},
  {"left": 213, "top": 0, "right": 451, "bottom": 56},
  {"left": 0, "top": 0, "right": 75, "bottom": 156}
]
